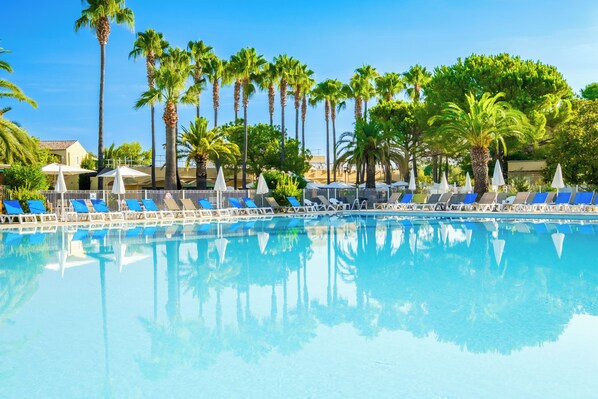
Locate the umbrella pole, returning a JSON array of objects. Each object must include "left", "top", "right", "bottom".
[{"left": 60, "top": 192, "right": 65, "bottom": 222}]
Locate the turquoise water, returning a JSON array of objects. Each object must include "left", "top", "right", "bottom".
[{"left": 0, "top": 215, "right": 596, "bottom": 398}]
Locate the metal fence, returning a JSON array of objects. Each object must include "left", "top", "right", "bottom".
[{"left": 36, "top": 187, "right": 399, "bottom": 212}]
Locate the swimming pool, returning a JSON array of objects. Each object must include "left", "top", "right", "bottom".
[{"left": 0, "top": 215, "right": 596, "bottom": 398}]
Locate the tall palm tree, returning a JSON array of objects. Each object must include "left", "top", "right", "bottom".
[
  {"left": 403, "top": 64, "right": 432, "bottom": 103},
  {"left": 227, "top": 55, "right": 242, "bottom": 121},
  {"left": 135, "top": 48, "right": 197, "bottom": 190},
  {"left": 429, "top": 92, "right": 531, "bottom": 194},
  {"left": 289, "top": 63, "right": 314, "bottom": 142},
  {"left": 375, "top": 72, "right": 403, "bottom": 102},
  {"left": 273, "top": 55, "right": 298, "bottom": 166},
  {"left": 204, "top": 56, "right": 227, "bottom": 128},
  {"left": 328, "top": 80, "right": 345, "bottom": 181},
  {"left": 129, "top": 29, "right": 168, "bottom": 189},
  {"left": 354, "top": 64, "right": 379, "bottom": 118},
  {"left": 179, "top": 117, "right": 240, "bottom": 189},
  {"left": 233, "top": 48, "right": 266, "bottom": 187},
  {"left": 344, "top": 77, "right": 362, "bottom": 122},
  {"left": 75, "top": 0, "right": 134, "bottom": 189},
  {"left": 309, "top": 80, "right": 339, "bottom": 184},
  {"left": 188, "top": 40, "right": 214, "bottom": 118},
  {"left": 336, "top": 119, "right": 402, "bottom": 188},
  {"left": 300, "top": 73, "right": 316, "bottom": 154},
  {"left": 256, "top": 63, "right": 279, "bottom": 126}
]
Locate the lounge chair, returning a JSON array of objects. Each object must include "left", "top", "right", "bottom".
[
  {"left": 434, "top": 193, "right": 453, "bottom": 211},
  {"left": 141, "top": 199, "right": 173, "bottom": 219},
  {"left": 472, "top": 192, "right": 498, "bottom": 212},
  {"left": 242, "top": 197, "right": 274, "bottom": 214},
  {"left": 164, "top": 198, "right": 195, "bottom": 219},
  {"left": 447, "top": 194, "right": 466, "bottom": 209},
  {"left": 316, "top": 195, "right": 343, "bottom": 211},
  {"left": 586, "top": 194, "right": 598, "bottom": 212},
  {"left": 450, "top": 193, "right": 478, "bottom": 211},
  {"left": 91, "top": 199, "right": 125, "bottom": 221},
  {"left": 567, "top": 192, "right": 594, "bottom": 212},
  {"left": 500, "top": 192, "right": 531, "bottom": 211},
  {"left": 391, "top": 193, "right": 413, "bottom": 210},
  {"left": 522, "top": 192, "right": 550, "bottom": 212},
  {"left": 197, "top": 198, "right": 231, "bottom": 217},
  {"left": 405, "top": 194, "right": 427, "bottom": 210},
  {"left": 228, "top": 197, "right": 258, "bottom": 215},
  {"left": 179, "top": 198, "right": 208, "bottom": 218},
  {"left": 65, "top": 199, "right": 105, "bottom": 222},
  {"left": 546, "top": 192, "right": 572, "bottom": 212},
  {"left": 304, "top": 198, "right": 327, "bottom": 212},
  {"left": 1, "top": 200, "right": 38, "bottom": 224},
  {"left": 413, "top": 194, "right": 441, "bottom": 210},
  {"left": 27, "top": 199, "right": 58, "bottom": 222},
  {"left": 287, "top": 196, "right": 314, "bottom": 212},
  {"left": 125, "top": 199, "right": 159, "bottom": 220},
  {"left": 329, "top": 198, "right": 350, "bottom": 210},
  {"left": 265, "top": 197, "right": 285, "bottom": 213},
  {"left": 374, "top": 193, "right": 401, "bottom": 209}
]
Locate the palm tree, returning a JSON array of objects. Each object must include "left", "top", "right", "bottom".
[
  {"left": 179, "top": 117, "right": 240, "bottom": 189},
  {"left": 129, "top": 29, "right": 168, "bottom": 189},
  {"left": 273, "top": 55, "right": 298, "bottom": 166},
  {"left": 354, "top": 65, "right": 379, "bottom": 118},
  {"left": 328, "top": 80, "right": 345, "bottom": 181},
  {"left": 75, "top": 0, "right": 134, "bottom": 188},
  {"left": 135, "top": 48, "right": 197, "bottom": 190},
  {"left": 289, "top": 63, "right": 314, "bottom": 142},
  {"left": 256, "top": 63, "right": 279, "bottom": 126},
  {"left": 336, "top": 119, "right": 402, "bottom": 188},
  {"left": 309, "top": 80, "right": 339, "bottom": 184},
  {"left": 344, "top": 77, "right": 363, "bottom": 122},
  {"left": 375, "top": 72, "right": 403, "bottom": 102},
  {"left": 300, "top": 73, "right": 316, "bottom": 154},
  {"left": 403, "top": 64, "right": 432, "bottom": 102},
  {"left": 429, "top": 92, "right": 532, "bottom": 194},
  {"left": 227, "top": 56, "right": 242, "bottom": 121},
  {"left": 204, "top": 56, "right": 227, "bottom": 128},
  {"left": 0, "top": 48, "right": 38, "bottom": 164},
  {"left": 188, "top": 40, "right": 214, "bottom": 118},
  {"left": 233, "top": 48, "right": 266, "bottom": 187}
]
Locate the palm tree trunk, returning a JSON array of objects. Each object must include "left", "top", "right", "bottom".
[
  {"left": 197, "top": 157, "right": 207, "bottom": 189},
  {"left": 364, "top": 99, "right": 368, "bottom": 121},
  {"left": 97, "top": 43, "right": 106, "bottom": 189},
  {"left": 280, "top": 82, "right": 286, "bottom": 168},
  {"left": 366, "top": 155, "right": 375, "bottom": 188},
  {"left": 268, "top": 83, "right": 275, "bottom": 127},
  {"left": 331, "top": 112, "right": 337, "bottom": 182},
  {"left": 234, "top": 80, "right": 240, "bottom": 120},
  {"left": 164, "top": 102, "right": 178, "bottom": 190},
  {"left": 471, "top": 145, "right": 490, "bottom": 195},
  {"left": 242, "top": 89, "right": 249, "bottom": 188},
  {"left": 325, "top": 100, "right": 331, "bottom": 184},
  {"left": 151, "top": 104, "right": 156, "bottom": 189},
  {"left": 301, "top": 95, "right": 307, "bottom": 154}
]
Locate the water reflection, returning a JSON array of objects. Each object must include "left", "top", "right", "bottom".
[{"left": 0, "top": 216, "right": 597, "bottom": 386}]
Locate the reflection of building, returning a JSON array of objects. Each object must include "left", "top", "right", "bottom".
[
  {"left": 508, "top": 160, "right": 547, "bottom": 184},
  {"left": 39, "top": 140, "right": 88, "bottom": 167}
]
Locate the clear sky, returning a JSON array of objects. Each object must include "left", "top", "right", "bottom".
[{"left": 3, "top": 0, "right": 598, "bottom": 158}]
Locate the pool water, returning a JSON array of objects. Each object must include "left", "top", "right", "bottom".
[{"left": 0, "top": 215, "right": 596, "bottom": 398}]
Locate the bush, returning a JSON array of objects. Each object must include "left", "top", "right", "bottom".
[
  {"left": 4, "top": 165, "right": 48, "bottom": 191},
  {"left": 270, "top": 172, "right": 302, "bottom": 206},
  {"left": 510, "top": 176, "right": 530, "bottom": 192},
  {"left": 6, "top": 187, "right": 46, "bottom": 212},
  {"left": 261, "top": 170, "right": 307, "bottom": 191}
]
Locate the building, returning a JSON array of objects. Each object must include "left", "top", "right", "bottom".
[
  {"left": 507, "top": 160, "right": 547, "bottom": 184},
  {"left": 40, "top": 140, "right": 89, "bottom": 190},
  {"left": 39, "top": 140, "right": 88, "bottom": 167}
]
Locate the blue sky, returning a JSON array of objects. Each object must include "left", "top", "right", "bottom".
[{"left": 3, "top": 0, "right": 598, "bottom": 158}]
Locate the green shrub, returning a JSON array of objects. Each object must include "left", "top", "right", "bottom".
[
  {"left": 4, "top": 165, "right": 48, "bottom": 191},
  {"left": 271, "top": 172, "right": 302, "bottom": 206},
  {"left": 6, "top": 187, "right": 46, "bottom": 212},
  {"left": 510, "top": 176, "right": 530, "bottom": 193},
  {"left": 261, "top": 170, "right": 307, "bottom": 191}
]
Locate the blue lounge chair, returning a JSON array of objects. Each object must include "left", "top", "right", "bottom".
[
  {"left": 2, "top": 200, "right": 38, "bottom": 224},
  {"left": 125, "top": 199, "right": 158, "bottom": 220},
  {"left": 287, "top": 196, "right": 312, "bottom": 213},
  {"left": 391, "top": 193, "right": 413, "bottom": 210},
  {"left": 27, "top": 200, "right": 58, "bottom": 222},
  {"left": 141, "top": 199, "right": 172, "bottom": 219},
  {"left": 228, "top": 197, "right": 258, "bottom": 215},
  {"left": 242, "top": 197, "right": 274, "bottom": 214},
  {"left": 198, "top": 198, "right": 230, "bottom": 217},
  {"left": 566, "top": 192, "right": 594, "bottom": 212},
  {"left": 64, "top": 199, "right": 104, "bottom": 222},
  {"left": 91, "top": 199, "right": 125, "bottom": 221},
  {"left": 524, "top": 192, "right": 550, "bottom": 212},
  {"left": 450, "top": 193, "right": 478, "bottom": 211},
  {"left": 547, "top": 192, "right": 572, "bottom": 212}
]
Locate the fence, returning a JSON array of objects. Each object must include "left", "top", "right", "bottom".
[{"left": 36, "top": 187, "right": 400, "bottom": 212}]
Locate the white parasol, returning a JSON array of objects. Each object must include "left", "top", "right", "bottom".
[
  {"left": 214, "top": 167, "right": 227, "bottom": 208},
  {"left": 464, "top": 172, "right": 473, "bottom": 193},
  {"left": 491, "top": 160, "right": 505, "bottom": 192},
  {"left": 551, "top": 164, "right": 565, "bottom": 194}
]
